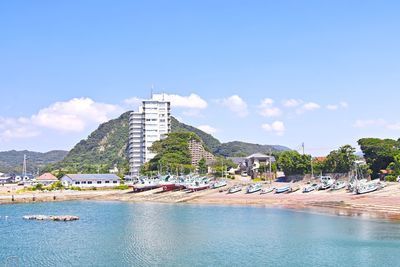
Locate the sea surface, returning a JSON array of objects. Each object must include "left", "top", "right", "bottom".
[{"left": 0, "top": 201, "right": 400, "bottom": 267}]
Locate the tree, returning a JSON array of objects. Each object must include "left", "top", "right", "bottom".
[
  {"left": 387, "top": 153, "right": 400, "bottom": 175},
  {"left": 276, "top": 151, "right": 311, "bottom": 175},
  {"left": 324, "top": 145, "right": 356, "bottom": 173},
  {"left": 145, "top": 132, "right": 200, "bottom": 173},
  {"left": 198, "top": 158, "right": 208, "bottom": 175},
  {"left": 358, "top": 138, "right": 400, "bottom": 177}
]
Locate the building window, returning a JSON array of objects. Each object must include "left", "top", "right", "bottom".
[
  {"left": 113, "top": 181, "right": 118, "bottom": 184},
  {"left": 88, "top": 181, "right": 92, "bottom": 184},
  {"left": 82, "top": 181, "right": 87, "bottom": 184},
  {"left": 75, "top": 181, "right": 80, "bottom": 185},
  {"left": 97, "top": 181, "right": 102, "bottom": 184},
  {"left": 105, "top": 181, "right": 110, "bottom": 184}
]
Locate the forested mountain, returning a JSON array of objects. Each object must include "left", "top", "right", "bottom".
[
  {"left": 31, "top": 112, "right": 291, "bottom": 175},
  {"left": 214, "top": 141, "right": 290, "bottom": 157},
  {"left": 0, "top": 150, "right": 68, "bottom": 173},
  {"left": 171, "top": 116, "right": 221, "bottom": 151},
  {"left": 46, "top": 111, "right": 131, "bottom": 174}
]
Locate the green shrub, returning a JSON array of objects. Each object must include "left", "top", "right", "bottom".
[
  {"left": 113, "top": 185, "right": 129, "bottom": 190},
  {"left": 69, "top": 186, "right": 82, "bottom": 191},
  {"left": 49, "top": 181, "right": 64, "bottom": 191},
  {"left": 33, "top": 184, "right": 44, "bottom": 191},
  {"left": 385, "top": 175, "right": 397, "bottom": 182}
]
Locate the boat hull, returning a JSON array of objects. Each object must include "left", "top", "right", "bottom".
[{"left": 275, "top": 187, "right": 290, "bottom": 194}]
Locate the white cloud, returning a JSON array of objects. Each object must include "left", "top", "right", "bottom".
[
  {"left": 152, "top": 93, "right": 208, "bottom": 109},
  {"left": 197, "top": 125, "right": 218, "bottom": 134},
  {"left": 326, "top": 101, "right": 349, "bottom": 111},
  {"left": 282, "top": 99, "right": 303, "bottom": 107},
  {"left": 220, "top": 95, "right": 249, "bottom": 118},
  {"left": 258, "top": 98, "right": 282, "bottom": 117},
  {"left": 297, "top": 102, "right": 321, "bottom": 114},
  {"left": 0, "top": 117, "right": 40, "bottom": 141},
  {"left": 0, "top": 98, "right": 123, "bottom": 142},
  {"left": 123, "top": 97, "right": 142, "bottom": 109},
  {"left": 260, "top": 107, "right": 282, "bottom": 117},
  {"left": 260, "top": 98, "right": 274, "bottom": 106},
  {"left": 31, "top": 98, "right": 122, "bottom": 132},
  {"left": 303, "top": 102, "right": 321, "bottom": 111},
  {"left": 326, "top": 105, "right": 339, "bottom": 110},
  {"left": 261, "top": 121, "right": 285, "bottom": 136}
]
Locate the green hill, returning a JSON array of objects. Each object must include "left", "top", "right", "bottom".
[
  {"left": 41, "top": 112, "right": 290, "bottom": 175},
  {"left": 0, "top": 150, "right": 68, "bottom": 174},
  {"left": 171, "top": 116, "right": 221, "bottom": 151},
  {"left": 214, "top": 141, "right": 290, "bottom": 157},
  {"left": 48, "top": 111, "right": 131, "bottom": 174}
]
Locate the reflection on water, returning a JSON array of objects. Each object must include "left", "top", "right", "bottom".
[{"left": 1, "top": 201, "right": 400, "bottom": 267}]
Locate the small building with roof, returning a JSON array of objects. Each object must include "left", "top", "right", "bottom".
[
  {"left": 36, "top": 173, "right": 59, "bottom": 186},
  {"left": 60, "top": 174, "right": 120, "bottom": 188}
]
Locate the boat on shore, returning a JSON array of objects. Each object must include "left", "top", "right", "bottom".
[
  {"left": 134, "top": 177, "right": 160, "bottom": 191},
  {"left": 246, "top": 183, "right": 262, "bottom": 194},
  {"left": 212, "top": 179, "right": 227, "bottom": 189},
  {"left": 228, "top": 185, "right": 242, "bottom": 194},
  {"left": 288, "top": 185, "right": 300, "bottom": 193},
  {"left": 330, "top": 181, "right": 346, "bottom": 191},
  {"left": 186, "top": 178, "right": 211, "bottom": 192},
  {"left": 302, "top": 183, "right": 317, "bottom": 193},
  {"left": 317, "top": 176, "right": 334, "bottom": 191},
  {"left": 355, "top": 183, "right": 378, "bottom": 195},
  {"left": 275, "top": 185, "right": 290, "bottom": 194},
  {"left": 260, "top": 187, "right": 275, "bottom": 194}
]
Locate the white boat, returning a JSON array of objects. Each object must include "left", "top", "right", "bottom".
[
  {"left": 275, "top": 185, "right": 290, "bottom": 194},
  {"left": 303, "top": 183, "right": 317, "bottom": 193},
  {"left": 260, "top": 187, "right": 275, "bottom": 194},
  {"left": 186, "top": 178, "right": 211, "bottom": 192},
  {"left": 228, "top": 185, "right": 242, "bottom": 194},
  {"left": 134, "top": 177, "right": 160, "bottom": 191},
  {"left": 212, "top": 179, "right": 227, "bottom": 189},
  {"left": 246, "top": 183, "right": 262, "bottom": 194},
  {"left": 355, "top": 183, "right": 378, "bottom": 195},
  {"left": 330, "top": 181, "right": 346, "bottom": 191},
  {"left": 317, "top": 176, "right": 334, "bottom": 190}
]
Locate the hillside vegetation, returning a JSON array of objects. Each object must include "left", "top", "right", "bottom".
[
  {"left": 37, "top": 112, "right": 291, "bottom": 176},
  {"left": 0, "top": 150, "right": 68, "bottom": 173},
  {"left": 46, "top": 112, "right": 131, "bottom": 175},
  {"left": 214, "top": 141, "right": 290, "bottom": 157}
]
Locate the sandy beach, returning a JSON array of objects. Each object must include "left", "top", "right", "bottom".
[{"left": 1, "top": 181, "right": 400, "bottom": 221}]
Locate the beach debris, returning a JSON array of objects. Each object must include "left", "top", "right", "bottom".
[{"left": 23, "top": 215, "right": 79, "bottom": 221}]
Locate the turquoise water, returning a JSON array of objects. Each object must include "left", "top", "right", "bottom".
[{"left": 1, "top": 201, "right": 400, "bottom": 267}]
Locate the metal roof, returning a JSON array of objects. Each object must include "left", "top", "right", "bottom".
[{"left": 62, "top": 174, "right": 120, "bottom": 181}]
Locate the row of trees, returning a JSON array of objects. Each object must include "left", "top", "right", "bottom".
[
  {"left": 275, "top": 145, "right": 358, "bottom": 176},
  {"left": 358, "top": 138, "right": 400, "bottom": 180}
]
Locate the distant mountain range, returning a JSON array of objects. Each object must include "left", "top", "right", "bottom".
[
  {"left": 0, "top": 150, "right": 68, "bottom": 173},
  {"left": 0, "top": 113, "right": 291, "bottom": 173}
]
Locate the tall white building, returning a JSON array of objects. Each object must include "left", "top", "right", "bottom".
[{"left": 129, "top": 94, "right": 171, "bottom": 176}]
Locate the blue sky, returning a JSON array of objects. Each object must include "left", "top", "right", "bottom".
[{"left": 1, "top": 0, "right": 400, "bottom": 155}]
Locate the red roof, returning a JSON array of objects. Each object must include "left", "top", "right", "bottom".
[
  {"left": 314, "top": 156, "right": 327, "bottom": 162},
  {"left": 37, "top": 173, "right": 58, "bottom": 181}
]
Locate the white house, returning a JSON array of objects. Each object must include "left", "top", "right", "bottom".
[{"left": 60, "top": 174, "right": 120, "bottom": 188}]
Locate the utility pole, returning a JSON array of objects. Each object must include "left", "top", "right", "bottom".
[{"left": 302, "top": 142, "right": 305, "bottom": 155}]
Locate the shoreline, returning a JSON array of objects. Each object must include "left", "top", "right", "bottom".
[{"left": 1, "top": 183, "right": 400, "bottom": 221}]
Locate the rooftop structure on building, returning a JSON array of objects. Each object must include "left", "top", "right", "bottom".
[{"left": 129, "top": 93, "right": 171, "bottom": 176}]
